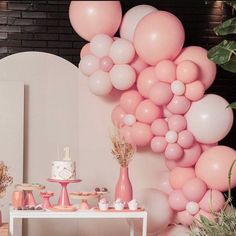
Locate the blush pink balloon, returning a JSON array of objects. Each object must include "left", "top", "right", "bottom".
[
  {"left": 178, "top": 130, "right": 194, "bottom": 149},
  {"left": 111, "top": 105, "right": 126, "bottom": 127},
  {"left": 167, "top": 95, "right": 191, "bottom": 114},
  {"left": 134, "top": 11, "right": 185, "bottom": 65},
  {"left": 182, "top": 178, "right": 207, "bottom": 202},
  {"left": 120, "top": 90, "right": 143, "bottom": 114},
  {"left": 99, "top": 56, "right": 114, "bottom": 72},
  {"left": 170, "top": 167, "right": 196, "bottom": 189},
  {"left": 168, "top": 190, "right": 188, "bottom": 211},
  {"left": 175, "top": 46, "right": 216, "bottom": 89},
  {"left": 195, "top": 145, "right": 236, "bottom": 191},
  {"left": 80, "top": 43, "right": 91, "bottom": 58},
  {"left": 149, "top": 82, "right": 173, "bottom": 106},
  {"left": 130, "top": 55, "right": 148, "bottom": 74},
  {"left": 201, "top": 143, "right": 218, "bottom": 152},
  {"left": 69, "top": 1, "right": 122, "bottom": 41},
  {"left": 137, "top": 67, "right": 158, "bottom": 98},
  {"left": 185, "top": 80, "right": 205, "bottom": 101},
  {"left": 135, "top": 100, "right": 162, "bottom": 124},
  {"left": 165, "top": 159, "right": 178, "bottom": 170},
  {"left": 168, "top": 115, "right": 187, "bottom": 132},
  {"left": 156, "top": 171, "right": 173, "bottom": 195},
  {"left": 199, "top": 190, "right": 225, "bottom": 213},
  {"left": 165, "top": 144, "right": 184, "bottom": 160},
  {"left": 151, "top": 136, "right": 167, "bottom": 153},
  {"left": 131, "top": 122, "right": 153, "bottom": 146},
  {"left": 155, "top": 60, "right": 176, "bottom": 83},
  {"left": 120, "top": 126, "right": 133, "bottom": 144},
  {"left": 176, "top": 210, "right": 194, "bottom": 226},
  {"left": 151, "top": 119, "right": 169, "bottom": 136}
]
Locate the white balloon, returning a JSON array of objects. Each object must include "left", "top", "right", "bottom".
[
  {"left": 123, "top": 114, "right": 136, "bottom": 126},
  {"left": 110, "top": 65, "right": 136, "bottom": 90},
  {"left": 165, "top": 130, "right": 178, "bottom": 143},
  {"left": 88, "top": 70, "right": 113, "bottom": 96},
  {"left": 90, "top": 34, "right": 113, "bottom": 58},
  {"left": 186, "top": 201, "right": 200, "bottom": 215},
  {"left": 79, "top": 55, "right": 99, "bottom": 76},
  {"left": 109, "top": 38, "right": 135, "bottom": 64},
  {"left": 120, "top": 5, "right": 157, "bottom": 42},
  {"left": 171, "top": 80, "right": 186, "bottom": 95}
]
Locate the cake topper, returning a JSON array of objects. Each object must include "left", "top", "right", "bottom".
[{"left": 63, "top": 146, "right": 71, "bottom": 161}]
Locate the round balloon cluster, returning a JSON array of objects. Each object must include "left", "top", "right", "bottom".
[{"left": 70, "top": 1, "right": 236, "bottom": 234}]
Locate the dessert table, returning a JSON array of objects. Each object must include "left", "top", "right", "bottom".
[{"left": 9, "top": 207, "right": 147, "bottom": 236}]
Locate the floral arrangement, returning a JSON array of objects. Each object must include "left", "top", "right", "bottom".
[
  {"left": 0, "top": 161, "right": 13, "bottom": 198},
  {"left": 111, "top": 127, "right": 136, "bottom": 167}
]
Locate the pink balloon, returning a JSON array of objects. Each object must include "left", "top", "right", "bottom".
[
  {"left": 69, "top": 1, "right": 122, "bottom": 41},
  {"left": 182, "top": 178, "right": 207, "bottom": 202},
  {"left": 167, "top": 95, "right": 191, "bottom": 114},
  {"left": 199, "top": 190, "right": 225, "bottom": 213},
  {"left": 134, "top": 188, "right": 174, "bottom": 233},
  {"left": 151, "top": 119, "right": 169, "bottom": 136},
  {"left": 159, "top": 224, "right": 190, "bottom": 236},
  {"left": 149, "top": 82, "right": 173, "bottom": 106},
  {"left": 168, "top": 115, "right": 187, "bottom": 132},
  {"left": 111, "top": 105, "right": 126, "bottom": 127},
  {"left": 185, "top": 94, "right": 233, "bottom": 144},
  {"left": 170, "top": 167, "right": 196, "bottom": 189},
  {"left": 135, "top": 100, "right": 162, "bottom": 124},
  {"left": 185, "top": 80, "right": 205, "bottom": 101},
  {"left": 79, "top": 54, "right": 99, "bottom": 76},
  {"left": 175, "top": 46, "right": 216, "bottom": 89},
  {"left": 155, "top": 60, "right": 176, "bottom": 83},
  {"left": 195, "top": 145, "right": 236, "bottom": 191},
  {"left": 165, "top": 159, "right": 178, "bottom": 170},
  {"left": 99, "top": 56, "right": 114, "bottom": 72},
  {"left": 201, "top": 142, "right": 218, "bottom": 152},
  {"left": 165, "top": 143, "right": 184, "bottom": 160},
  {"left": 156, "top": 171, "right": 174, "bottom": 195},
  {"left": 131, "top": 122, "right": 153, "bottom": 146},
  {"left": 134, "top": 11, "right": 185, "bottom": 65},
  {"left": 178, "top": 130, "right": 194, "bottom": 149},
  {"left": 151, "top": 136, "right": 167, "bottom": 153},
  {"left": 176, "top": 60, "right": 199, "bottom": 84},
  {"left": 120, "top": 126, "right": 133, "bottom": 144},
  {"left": 176, "top": 210, "right": 194, "bottom": 226},
  {"left": 130, "top": 55, "right": 148, "bottom": 74},
  {"left": 137, "top": 67, "right": 158, "bottom": 98},
  {"left": 120, "top": 90, "right": 143, "bottom": 114},
  {"left": 168, "top": 190, "right": 188, "bottom": 211},
  {"left": 80, "top": 43, "right": 91, "bottom": 58}
]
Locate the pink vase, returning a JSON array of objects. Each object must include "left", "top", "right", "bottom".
[{"left": 115, "top": 167, "right": 133, "bottom": 206}]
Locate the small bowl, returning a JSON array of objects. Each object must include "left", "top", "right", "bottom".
[
  {"left": 114, "top": 202, "right": 124, "bottom": 211},
  {"left": 98, "top": 202, "right": 109, "bottom": 211}
]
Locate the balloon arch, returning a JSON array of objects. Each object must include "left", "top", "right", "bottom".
[{"left": 69, "top": 1, "right": 236, "bottom": 235}]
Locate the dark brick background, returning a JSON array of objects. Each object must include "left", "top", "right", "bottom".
[{"left": 0, "top": 0, "right": 236, "bottom": 202}]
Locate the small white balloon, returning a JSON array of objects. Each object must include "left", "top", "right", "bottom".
[
  {"left": 90, "top": 34, "right": 113, "bottom": 58},
  {"left": 88, "top": 70, "right": 113, "bottom": 96},
  {"left": 79, "top": 54, "right": 99, "bottom": 76},
  {"left": 109, "top": 38, "right": 135, "bottom": 64},
  {"left": 186, "top": 201, "right": 200, "bottom": 215},
  {"left": 123, "top": 114, "right": 136, "bottom": 126},
  {"left": 165, "top": 130, "right": 178, "bottom": 143},
  {"left": 110, "top": 64, "right": 136, "bottom": 90},
  {"left": 171, "top": 80, "right": 186, "bottom": 95}
]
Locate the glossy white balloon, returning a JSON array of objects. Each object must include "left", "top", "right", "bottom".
[
  {"left": 186, "top": 201, "right": 200, "bottom": 215},
  {"left": 123, "top": 114, "right": 136, "bottom": 126},
  {"left": 165, "top": 130, "right": 178, "bottom": 143},
  {"left": 171, "top": 80, "right": 186, "bottom": 95}
]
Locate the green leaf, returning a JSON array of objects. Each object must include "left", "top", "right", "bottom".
[
  {"left": 214, "top": 17, "right": 236, "bottom": 35},
  {"left": 208, "top": 40, "right": 236, "bottom": 65},
  {"left": 220, "top": 54, "right": 236, "bottom": 73},
  {"left": 228, "top": 102, "right": 236, "bottom": 109},
  {"left": 225, "top": 1, "right": 236, "bottom": 10}
]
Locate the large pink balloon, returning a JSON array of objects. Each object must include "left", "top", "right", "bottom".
[
  {"left": 175, "top": 46, "right": 216, "bottom": 89},
  {"left": 159, "top": 224, "right": 190, "bottom": 236},
  {"left": 69, "top": 1, "right": 122, "bottom": 41},
  {"left": 156, "top": 171, "right": 173, "bottom": 195},
  {"left": 120, "top": 5, "right": 157, "bottom": 42},
  {"left": 134, "top": 188, "right": 174, "bottom": 234},
  {"left": 134, "top": 11, "right": 185, "bottom": 65},
  {"left": 185, "top": 94, "right": 233, "bottom": 144},
  {"left": 195, "top": 145, "right": 236, "bottom": 191}
]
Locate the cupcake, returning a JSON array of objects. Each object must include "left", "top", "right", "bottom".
[
  {"left": 114, "top": 198, "right": 125, "bottom": 211},
  {"left": 98, "top": 198, "right": 109, "bottom": 211},
  {"left": 128, "top": 199, "right": 138, "bottom": 210}
]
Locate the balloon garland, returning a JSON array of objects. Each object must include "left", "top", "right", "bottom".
[{"left": 69, "top": 1, "right": 236, "bottom": 233}]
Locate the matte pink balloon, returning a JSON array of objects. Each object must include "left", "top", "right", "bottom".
[
  {"left": 111, "top": 105, "right": 126, "bottom": 127},
  {"left": 167, "top": 95, "right": 191, "bottom": 114},
  {"left": 165, "top": 159, "right": 178, "bottom": 170},
  {"left": 195, "top": 210, "right": 215, "bottom": 222},
  {"left": 185, "top": 80, "right": 205, "bottom": 101},
  {"left": 156, "top": 171, "right": 173, "bottom": 195},
  {"left": 201, "top": 143, "right": 217, "bottom": 152},
  {"left": 176, "top": 60, "right": 199, "bottom": 84},
  {"left": 151, "top": 119, "right": 168, "bottom": 136},
  {"left": 168, "top": 115, "right": 187, "bottom": 132},
  {"left": 168, "top": 190, "right": 188, "bottom": 211},
  {"left": 69, "top": 1, "right": 122, "bottom": 41},
  {"left": 137, "top": 67, "right": 158, "bottom": 98},
  {"left": 131, "top": 122, "right": 153, "bottom": 146},
  {"left": 170, "top": 167, "right": 196, "bottom": 189},
  {"left": 182, "top": 178, "right": 207, "bottom": 202},
  {"left": 120, "top": 126, "right": 133, "bottom": 144},
  {"left": 120, "top": 90, "right": 143, "bottom": 114},
  {"left": 165, "top": 143, "right": 184, "bottom": 160},
  {"left": 151, "top": 136, "right": 167, "bottom": 153},
  {"left": 163, "top": 106, "right": 173, "bottom": 118},
  {"left": 149, "top": 82, "right": 173, "bottom": 106},
  {"left": 195, "top": 145, "right": 236, "bottom": 191},
  {"left": 99, "top": 56, "right": 114, "bottom": 72},
  {"left": 155, "top": 60, "right": 176, "bottom": 83},
  {"left": 130, "top": 55, "right": 148, "bottom": 74},
  {"left": 178, "top": 130, "right": 194, "bottom": 149},
  {"left": 80, "top": 43, "right": 91, "bottom": 58},
  {"left": 134, "top": 11, "right": 185, "bottom": 65},
  {"left": 175, "top": 46, "right": 216, "bottom": 89},
  {"left": 135, "top": 100, "right": 162, "bottom": 124},
  {"left": 176, "top": 210, "right": 194, "bottom": 226},
  {"left": 199, "top": 190, "right": 225, "bottom": 213}
]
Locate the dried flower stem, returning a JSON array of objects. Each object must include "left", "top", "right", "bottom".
[{"left": 0, "top": 161, "right": 13, "bottom": 198}]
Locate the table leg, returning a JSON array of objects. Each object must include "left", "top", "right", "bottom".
[
  {"left": 9, "top": 215, "right": 14, "bottom": 236},
  {"left": 142, "top": 216, "right": 147, "bottom": 236},
  {"left": 129, "top": 220, "right": 135, "bottom": 236}
]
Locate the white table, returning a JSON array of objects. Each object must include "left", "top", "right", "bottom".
[{"left": 9, "top": 208, "right": 147, "bottom": 236}]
